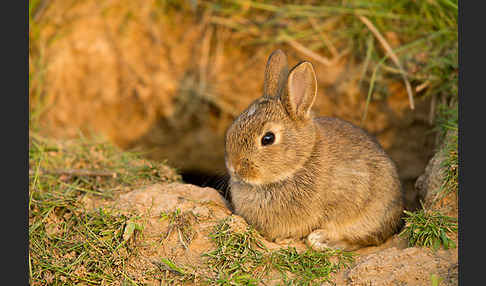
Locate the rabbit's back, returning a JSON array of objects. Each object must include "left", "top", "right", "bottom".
[
  {"left": 313, "top": 116, "right": 400, "bottom": 198},
  {"left": 311, "top": 116, "right": 404, "bottom": 245}
]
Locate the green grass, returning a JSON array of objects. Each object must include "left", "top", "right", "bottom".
[
  {"left": 200, "top": 0, "right": 458, "bottom": 112},
  {"left": 29, "top": 132, "right": 181, "bottom": 192},
  {"left": 203, "top": 218, "right": 268, "bottom": 285},
  {"left": 270, "top": 247, "right": 353, "bottom": 285},
  {"left": 30, "top": 207, "right": 134, "bottom": 284},
  {"left": 400, "top": 208, "right": 457, "bottom": 251},
  {"left": 203, "top": 217, "right": 354, "bottom": 285},
  {"left": 29, "top": 134, "right": 181, "bottom": 285}
]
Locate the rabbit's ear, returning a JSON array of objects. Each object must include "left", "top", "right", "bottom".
[
  {"left": 282, "top": 61, "right": 317, "bottom": 120},
  {"left": 263, "top": 49, "right": 289, "bottom": 98}
]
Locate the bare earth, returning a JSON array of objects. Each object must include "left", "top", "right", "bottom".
[{"left": 83, "top": 182, "right": 458, "bottom": 285}]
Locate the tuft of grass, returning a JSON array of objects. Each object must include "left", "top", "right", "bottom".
[
  {"left": 400, "top": 208, "right": 457, "bottom": 251},
  {"left": 270, "top": 247, "right": 354, "bottom": 285},
  {"left": 203, "top": 217, "right": 354, "bottom": 285},
  {"left": 203, "top": 218, "right": 268, "bottom": 285}
]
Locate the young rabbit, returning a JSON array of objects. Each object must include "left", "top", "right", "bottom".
[{"left": 224, "top": 50, "right": 404, "bottom": 251}]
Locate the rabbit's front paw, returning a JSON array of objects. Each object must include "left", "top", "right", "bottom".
[{"left": 306, "top": 229, "right": 350, "bottom": 251}]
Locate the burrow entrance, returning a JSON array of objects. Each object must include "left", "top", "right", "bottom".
[{"left": 181, "top": 170, "right": 230, "bottom": 199}]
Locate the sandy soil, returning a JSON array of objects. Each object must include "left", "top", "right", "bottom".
[{"left": 82, "top": 182, "right": 457, "bottom": 285}]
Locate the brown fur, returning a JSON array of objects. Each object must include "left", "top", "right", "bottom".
[{"left": 224, "top": 50, "right": 404, "bottom": 251}]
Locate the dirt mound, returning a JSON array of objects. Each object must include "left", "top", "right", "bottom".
[
  {"left": 343, "top": 247, "right": 458, "bottom": 286},
  {"left": 83, "top": 183, "right": 230, "bottom": 284},
  {"left": 81, "top": 182, "right": 457, "bottom": 285}
]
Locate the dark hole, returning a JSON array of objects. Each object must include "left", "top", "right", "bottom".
[
  {"left": 402, "top": 179, "right": 421, "bottom": 212},
  {"left": 180, "top": 170, "right": 231, "bottom": 202}
]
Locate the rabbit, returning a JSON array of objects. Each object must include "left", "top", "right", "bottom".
[{"left": 224, "top": 49, "right": 404, "bottom": 251}]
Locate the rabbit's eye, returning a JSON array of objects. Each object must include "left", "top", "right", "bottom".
[{"left": 261, "top": 132, "right": 275, "bottom": 146}]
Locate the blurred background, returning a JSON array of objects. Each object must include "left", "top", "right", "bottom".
[{"left": 29, "top": 0, "right": 458, "bottom": 209}]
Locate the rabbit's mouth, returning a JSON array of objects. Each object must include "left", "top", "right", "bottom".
[
  {"left": 226, "top": 164, "right": 262, "bottom": 186},
  {"left": 226, "top": 159, "right": 256, "bottom": 183},
  {"left": 227, "top": 160, "right": 297, "bottom": 186},
  {"left": 227, "top": 168, "right": 253, "bottom": 185},
  {"left": 230, "top": 174, "right": 263, "bottom": 187}
]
